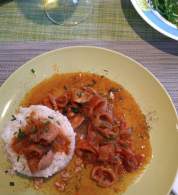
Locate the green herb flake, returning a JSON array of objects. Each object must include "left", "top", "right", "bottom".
[
  {"left": 77, "top": 92, "right": 82, "bottom": 97},
  {"left": 13, "top": 132, "right": 17, "bottom": 135},
  {"left": 43, "top": 120, "right": 50, "bottom": 126},
  {"left": 17, "top": 156, "right": 20, "bottom": 162},
  {"left": 9, "top": 181, "right": 15, "bottom": 186},
  {"left": 71, "top": 107, "right": 79, "bottom": 113},
  {"left": 62, "top": 108, "right": 67, "bottom": 114},
  {"left": 17, "top": 129, "right": 26, "bottom": 140},
  {"left": 86, "top": 79, "right": 97, "bottom": 87},
  {"left": 109, "top": 88, "right": 120, "bottom": 93},
  {"left": 57, "top": 121, "right": 61, "bottom": 125},
  {"left": 140, "top": 135, "right": 144, "bottom": 139},
  {"left": 48, "top": 116, "right": 54, "bottom": 119},
  {"left": 30, "top": 68, "right": 35, "bottom": 74},
  {"left": 11, "top": 115, "right": 16, "bottom": 121},
  {"left": 121, "top": 143, "right": 129, "bottom": 148},
  {"left": 100, "top": 75, "right": 104, "bottom": 79},
  {"left": 38, "top": 144, "right": 44, "bottom": 149},
  {"left": 30, "top": 126, "right": 37, "bottom": 133},
  {"left": 4, "top": 170, "right": 8, "bottom": 174},
  {"left": 107, "top": 135, "right": 117, "bottom": 140},
  {"left": 44, "top": 127, "right": 49, "bottom": 132},
  {"left": 63, "top": 85, "right": 68, "bottom": 90},
  {"left": 43, "top": 120, "right": 50, "bottom": 132}
]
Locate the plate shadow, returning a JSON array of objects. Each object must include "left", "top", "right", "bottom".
[{"left": 121, "top": 0, "right": 178, "bottom": 56}]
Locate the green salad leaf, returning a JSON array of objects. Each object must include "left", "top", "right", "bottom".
[{"left": 151, "top": 0, "right": 178, "bottom": 26}]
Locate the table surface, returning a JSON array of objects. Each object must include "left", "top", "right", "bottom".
[{"left": 0, "top": 0, "right": 172, "bottom": 41}]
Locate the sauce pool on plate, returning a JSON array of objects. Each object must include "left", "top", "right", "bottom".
[{"left": 21, "top": 72, "right": 152, "bottom": 195}]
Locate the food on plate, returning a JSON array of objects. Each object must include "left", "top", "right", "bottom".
[
  {"left": 151, "top": 0, "right": 178, "bottom": 26},
  {"left": 40, "top": 83, "right": 145, "bottom": 187},
  {"left": 1, "top": 105, "right": 75, "bottom": 178},
  {"left": 2, "top": 72, "right": 152, "bottom": 195}
]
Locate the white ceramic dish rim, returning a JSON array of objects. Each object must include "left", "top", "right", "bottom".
[{"left": 130, "top": 0, "right": 178, "bottom": 41}]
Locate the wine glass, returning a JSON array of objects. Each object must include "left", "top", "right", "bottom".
[{"left": 43, "top": 0, "right": 93, "bottom": 26}]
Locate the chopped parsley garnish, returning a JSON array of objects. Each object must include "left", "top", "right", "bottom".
[
  {"left": 30, "top": 68, "right": 35, "bottom": 74},
  {"left": 9, "top": 181, "right": 15, "bottom": 186},
  {"left": 30, "top": 126, "right": 37, "bottom": 133},
  {"left": 71, "top": 107, "right": 79, "bottom": 113},
  {"left": 63, "top": 85, "right": 68, "bottom": 90},
  {"left": 62, "top": 107, "right": 67, "bottom": 114},
  {"left": 48, "top": 116, "right": 54, "bottom": 119},
  {"left": 139, "top": 134, "right": 144, "bottom": 139},
  {"left": 100, "top": 75, "right": 104, "bottom": 79},
  {"left": 109, "top": 88, "right": 120, "bottom": 93},
  {"left": 107, "top": 134, "right": 117, "bottom": 140},
  {"left": 43, "top": 120, "right": 50, "bottom": 132},
  {"left": 17, "top": 129, "right": 26, "bottom": 140},
  {"left": 11, "top": 115, "right": 16, "bottom": 121},
  {"left": 86, "top": 79, "right": 96, "bottom": 87},
  {"left": 44, "top": 127, "right": 49, "bottom": 132},
  {"left": 121, "top": 143, "right": 129, "bottom": 148},
  {"left": 57, "top": 121, "right": 61, "bottom": 125},
  {"left": 17, "top": 156, "right": 20, "bottom": 162},
  {"left": 43, "top": 120, "right": 50, "bottom": 126},
  {"left": 77, "top": 92, "right": 82, "bottom": 97},
  {"left": 13, "top": 132, "right": 17, "bottom": 135},
  {"left": 92, "top": 79, "right": 96, "bottom": 84},
  {"left": 38, "top": 144, "right": 44, "bottom": 149}
]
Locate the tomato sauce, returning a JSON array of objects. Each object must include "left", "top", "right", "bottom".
[{"left": 21, "top": 72, "right": 152, "bottom": 195}]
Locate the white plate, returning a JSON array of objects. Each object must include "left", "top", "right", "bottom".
[{"left": 0, "top": 46, "right": 177, "bottom": 195}]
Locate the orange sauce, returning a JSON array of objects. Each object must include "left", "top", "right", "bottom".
[{"left": 21, "top": 72, "right": 152, "bottom": 195}]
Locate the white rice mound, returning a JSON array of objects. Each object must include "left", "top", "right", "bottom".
[{"left": 1, "top": 105, "right": 76, "bottom": 178}]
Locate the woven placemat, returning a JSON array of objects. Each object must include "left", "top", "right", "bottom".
[
  {"left": 0, "top": 40, "right": 177, "bottom": 111},
  {"left": 0, "top": 0, "right": 170, "bottom": 41}
]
